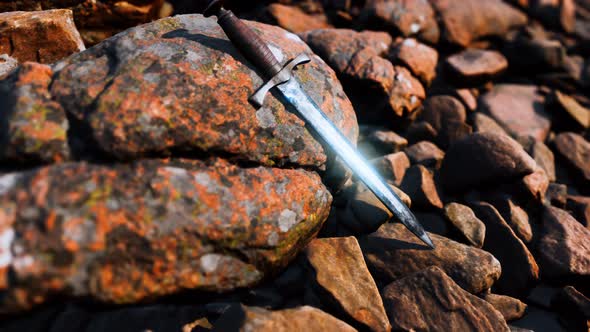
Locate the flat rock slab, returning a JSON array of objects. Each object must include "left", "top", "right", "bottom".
[
  {"left": 479, "top": 84, "right": 551, "bottom": 141},
  {"left": 431, "top": 0, "right": 527, "bottom": 47},
  {"left": 267, "top": 4, "right": 331, "bottom": 33},
  {"left": 400, "top": 165, "right": 444, "bottom": 210},
  {"left": 440, "top": 132, "right": 537, "bottom": 193},
  {"left": 554, "top": 132, "right": 590, "bottom": 188},
  {"left": 482, "top": 293, "right": 527, "bottom": 321},
  {"left": 304, "top": 237, "right": 391, "bottom": 332},
  {"left": 0, "top": 9, "right": 85, "bottom": 63},
  {"left": 446, "top": 49, "right": 508, "bottom": 84},
  {"left": 389, "top": 38, "right": 438, "bottom": 85},
  {"left": 359, "top": 223, "right": 501, "bottom": 294},
  {"left": 536, "top": 206, "right": 590, "bottom": 290},
  {"left": 0, "top": 158, "right": 332, "bottom": 313},
  {"left": 382, "top": 266, "right": 509, "bottom": 332},
  {"left": 46, "top": 15, "right": 357, "bottom": 168},
  {"left": 444, "top": 203, "right": 486, "bottom": 248},
  {"left": 214, "top": 305, "right": 357, "bottom": 332}
]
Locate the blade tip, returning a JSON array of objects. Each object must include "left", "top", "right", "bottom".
[{"left": 421, "top": 233, "right": 436, "bottom": 249}]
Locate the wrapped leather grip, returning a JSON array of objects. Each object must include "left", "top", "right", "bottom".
[{"left": 216, "top": 8, "right": 283, "bottom": 79}]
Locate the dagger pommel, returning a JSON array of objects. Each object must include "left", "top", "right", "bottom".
[{"left": 203, "top": 0, "right": 282, "bottom": 79}]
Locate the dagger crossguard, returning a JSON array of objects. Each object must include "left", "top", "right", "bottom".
[{"left": 203, "top": 0, "right": 311, "bottom": 107}]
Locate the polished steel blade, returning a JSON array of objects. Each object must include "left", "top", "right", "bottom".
[{"left": 277, "top": 79, "right": 435, "bottom": 248}]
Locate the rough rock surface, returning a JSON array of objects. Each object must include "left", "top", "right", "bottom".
[
  {"left": 372, "top": 152, "right": 410, "bottom": 185},
  {"left": 430, "top": 0, "right": 527, "bottom": 47},
  {"left": 445, "top": 49, "right": 508, "bottom": 84},
  {"left": 554, "top": 132, "right": 590, "bottom": 187},
  {"left": 0, "top": 0, "right": 165, "bottom": 45},
  {"left": 389, "top": 38, "right": 438, "bottom": 86},
  {"left": 479, "top": 84, "right": 551, "bottom": 141},
  {"left": 518, "top": 136, "right": 556, "bottom": 182},
  {"left": 214, "top": 304, "right": 357, "bottom": 332},
  {"left": 405, "top": 141, "right": 445, "bottom": 169},
  {"left": 44, "top": 15, "right": 358, "bottom": 169},
  {"left": 381, "top": 267, "right": 510, "bottom": 332},
  {"left": 0, "top": 10, "right": 85, "bottom": 64},
  {"left": 0, "top": 158, "right": 332, "bottom": 313},
  {"left": 0, "top": 54, "right": 18, "bottom": 79},
  {"left": 0, "top": 62, "right": 70, "bottom": 164},
  {"left": 470, "top": 202, "right": 539, "bottom": 296},
  {"left": 266, "top": 4, "right": 331, "bottom": 33},
  {"left": 359, "top": 223, "right": 501, "bottom": 294},
  {"left": 536, "top": 206, "right": 590, "bottom": 288},
  {"left": 567, "top": 195, "right": 590, "bottom": 228},
  {"left": 440, "top": 133, "right": 537, "bottom": 192},
  {"left": 304, "top": 237, "right": 391, "bottom": 332},
  {"left": 444, "top": 203, "right": 486, "bottom": 248},
  {"left": 400, "top": 165, "right": 444, "bottom": 210},
  {"left": 359, "top": 0, "right": 440, "bottom": 44},
  {"left": 482, "top": 293, "right": 528, "bottom": 321}
]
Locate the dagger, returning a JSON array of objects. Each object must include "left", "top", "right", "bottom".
[{"left": 203, "top": 0, "right": 435, "bottom": 249}]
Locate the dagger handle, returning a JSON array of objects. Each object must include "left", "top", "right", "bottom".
[{"left": 204, "top": 1, "right": 282, "bottom": 79}]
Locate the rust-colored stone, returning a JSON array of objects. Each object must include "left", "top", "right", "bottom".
[
  {"left": 400, "top": 165, "right": 444, "bottom": 210},
  {"left": 382, "top": 267, "right": 510, "bottom": 332},
  {"left": 389, "top": 38, "right": 438, "bottom": 86},
  {"left": 444, "top": 202, "right": 486, "bottom": 248},
  {"left": 554, "top": 132, "right": 590, "bottom": 188},
  {"left": 372, "top": 152, "right": 410, "bottom": 185},
  {"left": 482, "top": 293, "right": 527, "bottom": 321},
  {"left": 266, "top": 4, "right": 331, "bottom": 33},
  {"left": 445, "top": 49, "right": 508, "bottom": 84},
  {"left": 404, "top": 141, "right": 445, "bottom": 169},
  {"left": 0, "top": 10, "right": 85, "bottom": 64},
  {"left": 0, "top": 158, "right": 332, "bottom": 313},
  {"left": 359, "top": 223, "right": 501, "bottom": 294},
  {"left": 0, "top": 62, "right": 70, "bottom": 164}
]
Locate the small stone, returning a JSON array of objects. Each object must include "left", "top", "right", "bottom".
[
  {"left": 536, "top": 206, "right": 590, "bottom": 289},
  {"left": 0, "top": 54, "right": 18, "bottom": 80},
  {"left": 420, "top": 96, "right": 467, "bottom": 133},
  {"left": 371, "top": 152, "right": 410, "bottom": 185},
  {"left": 405, "top": 121, "right": 437, "bottom": 145},
  {"left": 400, "top": 165, "right": 444, "bottom": 210},
  {"left": 482, "top": 293, "right": 528, "bottom": 321},
  {"left": 404, "top": 141, "right": 445, "bottom": 169},
  {"left": 440, "top": 133, "right": 537, "bottom": 193},
  {"left": 554, "top": 132, "right": 590, "bottom": 187},
  {"left": 0, "top": 10, "right": 85, "bottom": 63},
  {"left": 566, "top": 195, "right": 590, "bottom": 228},
  {"left": 388, "top": 65, "right": 426, "bottom": 117},
  {"left": 359, "top": 0, "right": 440, "bottom": 44},
  {"left": 493, "top": 198, "right": 533, "bottom": 244},
  {"left": 213, "top": 305, "right": 357, "bottom": 332},
  {"left": 389, "top": 38, "right": 438, "bottom": 85},
  {"left": 472, "top": 113, "right": 509, "bottom": 136},
  {"left": 518, "top": 136, "right": 556, "bottom": 182},
  {"left": 470, "top": 201, "right": 539, "bottom": 296},
  {"left": 444, "top": 203, "right": 486, "bottom": 248},
  {"left": 304, "top": 237, "right": 391, "bottom": 332},
  {"left": 520, "top": 166, "right": 550, "bottom": 203},
  {"left": 360, "top": 127, "right": 408, "bottom": 157},
  {"left": 552, "top": 91, "right": 590, "bottom": 129},
  {"left": 455, "top": 88, "right": 478, "bottom": 111},
  {"left": 446, "top": 49, "right": 508, "bottom": 84},
  {"left": 479, "top": 84, "right": 551, "bottom": 141},
  {"left": 266, "top": 4, "right": 331, "bottom": 33},
  {"left": 431, "top": 0, "right": 527, "bottom": 47},
  {"left": 382, "top": 267, "right": 510, "bottom": 332},
  {"left": 546, "top": 183, "right": 568, "bottom": 208},
  {"left": 359, "top": 223, "right": 501, "bottom": 294}
]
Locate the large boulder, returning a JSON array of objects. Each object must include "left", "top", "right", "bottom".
[{"left": 0, "top": 15, "right": 358, "bottom": 313}]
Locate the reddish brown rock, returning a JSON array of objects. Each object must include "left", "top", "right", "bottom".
[
  {"left": 0, "top": 10, "right": 85, "bottom": 64},
  {"left": 470, "top": 202, "right": 539, "bottom": 296},
  {"left": 389, "top": 38, "right": 438, "bottom": 86},
  {"left": 440, "top": 133, "right": 537, "bottom": 193},
  {"left": 382, "top": 267, "right": 510, "bottom": 332},
  {"left": 0, "top": 158, "right": 333, "bottom": 313},
  {"left": 444, "top": 203, "right": 486, "bottom": 248},
  {"left": 554, "top": 133, "right": 590, "bottom": 187},
  {"left": 47, "top": 16, "right": 357, "bottom": 170},
  {"left": 551, "top": 286, "right": 590, "bottom": 320},
  {"left": 479, "top": 84, "right": 551, "bottom": 141},
  {"left": 372, "top": 152, "right": 410, "bottom": 185},
  {"left": 494, "top": 198, "right": 533, "bottom": 244},
  {"left": 360, "top": 127, "right": 408, "bottom": 158},
  {"left": 536, "top": 206, "right": 590, "bottom": 288},
  {"left": 214, "top": 305, "right": 357, "bottom": 332},
  {"left": 546, "top": 183, "right": 568, "bottom": 208},
  {"left": 521, "top": 166, "right": 550, "bottom": 202},
  {"left": 552, "top": 91, "right": 590, "bottom": 129},
  {"left": 359, "top": 223, "right": 502, "bottom": 294},
  {"left": 0, "top": 54, "right": 18, "bottom": 79},
  {"left": 567, "top": 195, "right": 590, "bottom": 228},
  {"left": 482, "top": 293, "right": 528, "bottom": 321},
  {"left": 359, "top": 0, "right": 440, "bottom": 44},
  {"left": 400, "top": 165, "right": 444, "bottom": 210},
  {"left": 510, "top": 0, "right": 576, "bottom": 33},
  {"left": 0, "top": 62, "right": 70, "bottom": 164},
  {"left": 387, "top": 65, "right": 426, "bottom": 117},
  {"left": 418, "top": 95, "right": 469, "bottom": 148},
  {"left": 472, "top": 112, "right": 509, "bottom": 136},
  {"left": 455, "top": 88, "right": 478, "bottom": 111},
  {"left": 518, "top": 136, "right": 556, "bottom": 182},
  {"left": 0, "top": 1, "right": 165, "bottom": 45},
  {"left": 445, "top": 49, "right": 508, "bottom": 84},
  {"left": 266, "top": 4, "right": 331, "bottom": 33},
  {"left": 304, "top": 237, "right": 391, "bottom": 332},
  {"left": 430, "top": 0, "right": 527, "bottom": 47},
  {"left": 404, "top": 141, "right": 445, "bottom": 169},
  {"left": 405, "top": 121, "right": 438, "bottom": 145}
]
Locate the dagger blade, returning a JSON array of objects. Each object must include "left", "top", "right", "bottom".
[{"left": 277, "top": 79, "right": 435, "bottom": 249}]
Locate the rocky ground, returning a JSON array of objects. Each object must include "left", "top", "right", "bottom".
[{"left": 0, "top": 0, "right": 589, "bottom": 331}]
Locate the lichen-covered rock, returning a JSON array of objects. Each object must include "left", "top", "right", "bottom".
[
  {"left": 359, "top": 223, "right": 501, "bottom": 294},
  {"left": 303, "top": 237, "right": 391, "bottom": 332},
  {"left": 0, "top": 10, "right": 85, "bottom": 64},
  {"left": 0, "top": 62, "right": 70, "bottom": 164},
  {"left": 0, "top": 0, "right": 166, "bottom": 45},
  {"left": 0, "top": 158, "right": 333, "bottom": 313},
  {"left": 47, "top": 15, "right": 357, "bottom": 171},
  {"left": 382, "top": 267, "right": 510, "bottom": 332}
]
